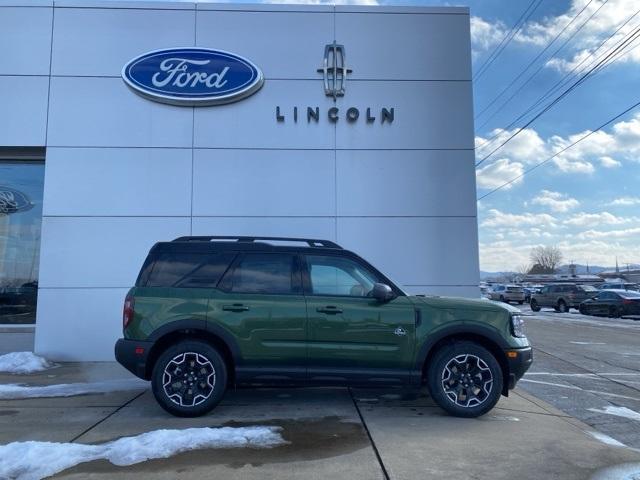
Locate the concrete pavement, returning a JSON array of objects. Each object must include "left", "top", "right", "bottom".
[{"left": 1, "top": 362, "right": 640, "bottom": 479}]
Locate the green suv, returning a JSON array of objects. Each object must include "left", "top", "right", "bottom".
[{"left": 115, "top": 236, "right": 532, "bottom": 418}]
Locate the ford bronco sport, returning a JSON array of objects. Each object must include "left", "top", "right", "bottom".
[{"left": 115, "top": 236, "right": 532, "bottom": 418}]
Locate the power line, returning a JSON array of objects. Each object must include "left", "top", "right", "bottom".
[
  {"left": 476, "top": 0, "right": 608, "bottom": 132},
  {"left": 473, "top": 0, "right": 544, "bottom": 82},
  {"left": 477, "top": 99, "right": 640, "bottom": 200},
  {"left": 492, "top": 8, "right": 640, "bottom": 141},
  {"left": 474, "top": 0, "right": 595, "bottom": 121},
  {"left": 475, "top": 23, "right": 640, "bottom": 168}
]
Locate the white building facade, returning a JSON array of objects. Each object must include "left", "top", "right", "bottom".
[{"left": 0, "top": 0, "right": 478, "bottom": 361}]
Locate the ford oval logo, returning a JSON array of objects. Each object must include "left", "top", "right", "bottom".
[{"left": 122, "top": 47, "right": 264, "bottom": 106}]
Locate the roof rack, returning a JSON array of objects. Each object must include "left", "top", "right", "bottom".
[{"left": 172, "top": 236, "right": 342, "bottom": 249}]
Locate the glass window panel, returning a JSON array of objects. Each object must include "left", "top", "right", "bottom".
[
  {"left": 306, "top": 255, "right": 380, "bottom": 297},
  {"left": 0, "top": 161, "right": 44, "bottom": 324}
]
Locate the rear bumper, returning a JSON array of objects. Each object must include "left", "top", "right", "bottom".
[
  {"left": 114, "top": 338, "right": 154, "bottom": 380},
  {"left": 506, "top": 347, "right": 533, "bottom": 389}
]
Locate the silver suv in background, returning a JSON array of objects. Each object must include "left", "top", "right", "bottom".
[
  {"left": 489, "top": 285, "right": 525, "bottom": 304},
  {"left": 530, "top": 283, "right": 598, "bottom": 313},
  {"left": 600, "top": 282, "right": 639, "bottom": 291}
]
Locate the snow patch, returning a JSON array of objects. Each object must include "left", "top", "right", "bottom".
[
  {"left": 0, "top": 426, "right": 285, "bottom": 480},
  {"left": 0, "top": 378, "right": 147, "bottom": 400},
  {"left": 590, "top": 462, "right": 640, "bottom": 480},
  {"left": 0, "top": 352, "right": 53, "bottom": 374},
  {"left": 588, "top": 406, "right": 640, "bottom": 422},
  {"left": 587, "top": 431, "right": 627, "bottom": 448},
  {"left": 570, "top": 341, "right": 606, "bottom": 345},
  {"left": 484, "top": 415, "right": 520, "bottom": 422}
]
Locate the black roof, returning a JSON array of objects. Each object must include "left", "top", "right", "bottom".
[{"left": 152, "top": 236, "right": 344, "bottom": 254}]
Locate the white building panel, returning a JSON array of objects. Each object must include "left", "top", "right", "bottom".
[
  {"left": 336, "top": 150, "right": 477, "bottom": 217},
  {"left": 194, "top": 80, "right": 335, "bottom": 149},
  {"left": 335, "top": 11, "right": 471, "bottom": 80},
  {"left": 38, "top": 217, "right": 190, "bottom": 288},
  {"left": 335, "top": 81, "right": 474, "bottom": 150},
  {"left": 0, "top": 6, "right": 53, "bottom": 75},
  {"left": 193, "top": 149, "right": 335, "bottom": 217},
  {"left": 51, "top": 6, "right": 195, "bottom": 77},
  {"left": 47, "top": 77, "right": 193, "bottom": 147},
  {"left": 35, "top": 288, "right": 129, "bottom": 361},
  {"left": 196, "top": 10, "right": 333, "bottom": 80},
  {"left": 337, "top": 217, "right": 479, "bottom": 287},
  {"left": 0, "top": 76, "right": 49, "bottom": 146},
  {"left": 43, "top": 148, "right": 192, "bottom": 216},
  {"left": 192, "top": 217, "right": 336, "bottom": 240}
]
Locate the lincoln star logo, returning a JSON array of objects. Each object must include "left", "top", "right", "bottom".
[
  {"left": 0, "top": 187, "right": 33, "bottom": 216},
  {"left": 318, "top": 41, "right": 352, "bottom": 101},
  {"left": 122, "top": 48, "right": 264, "bottom": 106}
]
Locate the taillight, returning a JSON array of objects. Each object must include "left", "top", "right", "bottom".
[
  {"left": 123, "top": 294, "right": 135, "bottom": 329},
  {"left": 623, "top": 299, "right": 634, "bottom": 305}
]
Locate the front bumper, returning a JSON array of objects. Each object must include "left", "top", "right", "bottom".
[
  {"left": 506, "top": 347, "right": 533, "bottom": 389},
  {"left": 115, "top": 338, "right": 154, "bottom": 380}
]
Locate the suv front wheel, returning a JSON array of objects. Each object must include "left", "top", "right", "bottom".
[
  {"left": 427, "top": 341, "right": 503, "bottom": 418},
  {"left": 151, "top": 340, "right": 227, "bottom": 417}
]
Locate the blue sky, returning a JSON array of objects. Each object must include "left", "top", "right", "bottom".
[{"left": 393, "top": 0, "right": 640, "bottom": 272}]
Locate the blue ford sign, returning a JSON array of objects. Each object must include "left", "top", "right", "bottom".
[{"left": 122, "top": 47, "right": 264, "bottom": 106}]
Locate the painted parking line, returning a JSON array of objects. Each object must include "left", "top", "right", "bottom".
[{"left": 520, "top": 378, "right": 640, "bottom": 402}]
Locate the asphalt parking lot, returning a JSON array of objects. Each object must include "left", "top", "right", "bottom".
[
  {"left": 1, "top": 308, "right": 640, "bottom": 479},
  {"left": 516, "top": 304, "right": 640, "bottom": 449}
]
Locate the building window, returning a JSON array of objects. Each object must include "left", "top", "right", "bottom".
[{"left": 0, "top": 149, "right": 45, "bottom": 324}]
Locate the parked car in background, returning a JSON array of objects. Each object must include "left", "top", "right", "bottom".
[
  {"left": 523, "top": 285, "right": 544, "bottom": 303},
  {"left": 480, "top": 285, "right": 492, "bottom": 300},
  {"left": 530, "top": 284, "right": 598, "bottom": 313},
  {"left": 599, "top": 282, "right": 639, "bottom": 292},
  {"left": 579, "top": 289, "right": 640, "bottom": 317},
  {"left": 489, "top": 285, "right": 525, "bottom": 304}
]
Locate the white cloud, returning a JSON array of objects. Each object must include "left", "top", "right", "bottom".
[
  {"left": 514, "top": 0, "right": 640, "bottom": 72},
  {"left": 578, "top": 226, "right": 640, "bottom": 239},
  {"left": 531, "top": 190, "right": 580, "bottom": 212},
  {"left": 565, "top": 211, "right": 636, "bottom": 227},
  {"left": 481, "top": 208, "right": 557, "bottom": 228},
  {"left": 609, "top": 196, "right": 640, "bottom": 206},
  {"left": 476, "top": 158, "right": 524, "bottom": 190},
  {"left": 599, "top": 156, "right": 621, "bottom": 168},
  {"left": 470, "top": 16, "right": 507, "bottom": 58}
]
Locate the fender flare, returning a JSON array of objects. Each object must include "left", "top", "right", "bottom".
[
  {"left": 415, "top": 322, "right": 510, "bottom": 371},
  {"left": 147, "top": 319, "right": 242, "bottom": 365}
]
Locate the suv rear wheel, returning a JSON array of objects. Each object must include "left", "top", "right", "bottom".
[
  {"left": 530, "top": 299, "right": 541, "bottom": 312},
  {"left": 151, "top": 340, "right": 227, "bottom": 417},
  {"left": 427, "top": 341, "right": 503, "bottom": 418},
  {"left": 557, "top": 300, "right": 569, "bottom": 313}
]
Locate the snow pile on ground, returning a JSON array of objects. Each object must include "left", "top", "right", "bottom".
[
  {"left": 0, "top": 352, "right": 54, "bottom": 374},
  {"left": 0, "top": 378, "right": 147, "bottom": 400},
  {"left": 587, "top": 431, "right": 627, "bottom": 448},
  {"left": 0, "top": 426, "right": 285, "bottom": 480}
]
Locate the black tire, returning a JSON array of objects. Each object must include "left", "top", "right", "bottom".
[
  {"left": 499, "top": 295, "right": 506, "bottom": 303},
  {"left": 558, "top": 300, "right": 569, "bottom": 313},
  {"left": 427, "top": 341, "right": 503, "bottom": 418},
  {"left": 518, "top": 301, "right": 524, "bottom": 305},
  {"left": 530, "top": 299, "right": 541, "bottom": 312},
  {"left": 579, "top": 305, "right": 587, "bottom": 315},
  {"left": 151, "top": 340, "right": 227, "bottom": 417},
  {"left": 608, "top": 306, "right": 621, "bottom": 318}
]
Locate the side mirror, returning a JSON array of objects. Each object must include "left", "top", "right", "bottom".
[{"left": 372, "top": 283, "right": 395, "bottom": 302}]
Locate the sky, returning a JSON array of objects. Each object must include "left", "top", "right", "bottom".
[{"left": 249, "top": 0, "right": 640, "bottom": 273}]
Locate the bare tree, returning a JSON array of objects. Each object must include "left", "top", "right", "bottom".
[
  {"left": 516, "top": 263, "right": 533, "bottom": 276},
  {"left": 529, "top": 246, "right": 563, "bottom": 274}
]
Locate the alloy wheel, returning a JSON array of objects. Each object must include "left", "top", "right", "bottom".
[
  {"left": 162, "top": 352, "right": 216, "bottom": 407},
  {"left": 441, "top": 354, "right": 494, "bottom": 408}
]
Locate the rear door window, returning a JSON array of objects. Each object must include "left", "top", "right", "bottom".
[
  {"left": 145, "top": 252, "right": 235, "bottom": 288},
  {"left": 221, "top": 253, "right": 300, "bottom": 295}
]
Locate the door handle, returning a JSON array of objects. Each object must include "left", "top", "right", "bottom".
[
  {"left": 222, "top": 304, "right": 250, "bottom": 312},
  {"left": 316, "top": 306, "right": 343, "bottom": 315}
]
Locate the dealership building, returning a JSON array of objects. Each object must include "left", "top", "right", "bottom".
[{"left": 0, "top": 0, "right": 478, "bottom": 360}]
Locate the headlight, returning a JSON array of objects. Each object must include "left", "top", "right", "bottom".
[{"left": 510, "top": 314, "right": 526, "bottom": 338}]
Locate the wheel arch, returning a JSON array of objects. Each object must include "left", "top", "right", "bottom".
[
  {"left": 144, "top": 320, "right": 240, "bottom": 384},
  {"left": 417, "top": 326, "right": 511, "bottom": 396}
]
